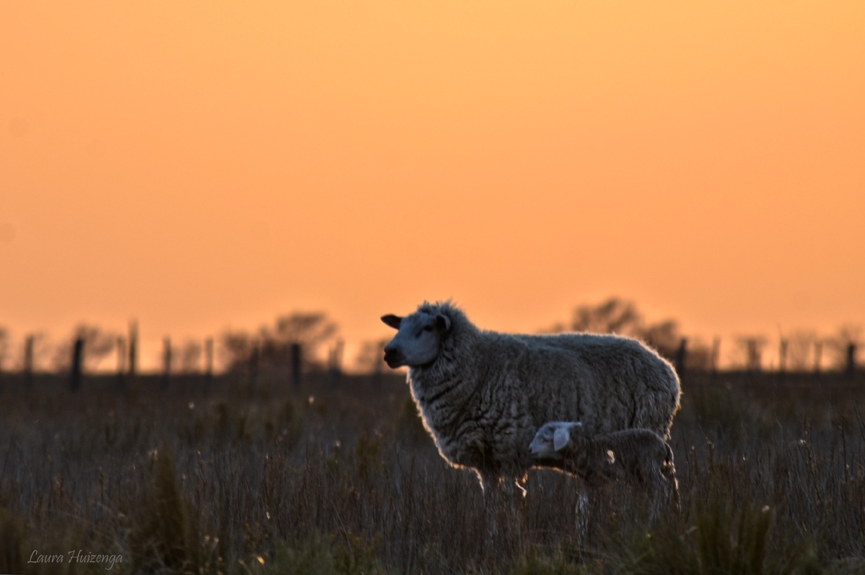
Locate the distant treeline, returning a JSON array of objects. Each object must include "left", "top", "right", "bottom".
[{"left": 0, "top": 298, "right": 860, "bottom": 377}]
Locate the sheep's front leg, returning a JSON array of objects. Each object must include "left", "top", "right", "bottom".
[
  {"left": 479, "top": 472, "right": 503, "bottom": 538},
  {"left": 575, "top": 483, "right": 592, "bottom": 535}
]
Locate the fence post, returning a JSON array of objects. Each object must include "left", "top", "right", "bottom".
[
  {"left": 23, "top": 335, "right": 34, "bottom": 389},
  {"left": 291, "top": 343, "right": 302, "bottom": 388},
  {"left": 746, "top": 339, "right": 762, "bottom": 375},
  {"left": 161, "top": 337, "right": 171, "bottom": 390},
  {"left": 128, "top": 320, "right": 138, "bottom": 377},
  {"left": 205, "top": 337, "right": 214, "bottom": 390},
  {"left": 249, "top": 342, "right": 260, "bottom": 393},
  {"left": 778, "top": 339, "right": 788, "bottom": 382},
  {"left": 116, "top": 336, "right": 126, "bottom": 392},
  {"left": 710, "top": 337, "right": 720, "bottom": 382},
  {"left": 329, "top": 339, "right": 344, "bottom": 385},
  {"left": 70, "top": 337, "right": 84, "bottom": 392},
  {"left": 846, "top": 343, "right": 857, "bottom": 380}
]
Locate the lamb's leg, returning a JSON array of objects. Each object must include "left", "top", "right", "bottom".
[
  {"left": 647, "top": 466, "right": 679, "bottom": 523},
  {"left": 648, "top": 478, "right": 662, "bottom": 524},
  {"left": 662, "top": 444, "right": 680, "bottom": 512},
  {"left": 663, "top": 466, "right": 680, "bottom": 513},
  {"left": 575, "top": 483, "right": 592, "bottom": 535}
]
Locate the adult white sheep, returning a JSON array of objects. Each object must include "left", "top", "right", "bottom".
[
  {"left": 381, "top": 301, "right": 681, "bottom": 495},
  {"left": 529, "top": 421, "right": 680, "bottom": 512}
]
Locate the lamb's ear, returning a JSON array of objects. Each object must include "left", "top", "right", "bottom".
[
  {"left": 553, "top": 427, "right": 570, "bottom": 451},
  {"left": 435, "top": 313, "right": 451, "bottom": 333},
  {"left": 381, "top": 314, "right": 402, "bottom": 330}
]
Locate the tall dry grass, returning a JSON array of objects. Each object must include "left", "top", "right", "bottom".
[{"left": 0, "top": 369, "right": 864, "bottom": 574}]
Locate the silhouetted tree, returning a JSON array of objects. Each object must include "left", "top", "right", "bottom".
[
  {"left": 545, "top": 297, "right": 684, "bottom": 360},
  {"left": 220, "top": 311, "right": 338, "bottom": 373},
  {"left": 638, "top": 320, "right": 681, "bottom": 360},
  {"left": 681, "top": 337, "right": 713, "bottom": 370},
  {"left": 733, "top": 335, "right": 768, "bottom": 372},
  {"left": 219, "top": 331, "right": 255, "bottom": 373},
  {"left": 355, "top": 338, "right": 390, "bottom": 374},
  {"left": 827, "top": 324, "right": 862, "bottom": 371},
  {"left": 179, "top": 340, "right": 203, "bottom": 373},
  {"left": 569, "top": 298, "right": 642, "bottom": 335},
  {"left": 53, "top": 324, "right": 117, "bottom": 373},
  {"left": 783, "top": 329, "right": 818, "bottom": 371}
]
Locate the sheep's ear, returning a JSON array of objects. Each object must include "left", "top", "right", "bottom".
[
  {"left": 381, "top": 314, "right": 402, "bottom": 329},
  {"left": 553, "top": 427, "right": 570, "bottom": 451},
  {"left": 435, "top": 313, "right": 451, "bottom": 333}
]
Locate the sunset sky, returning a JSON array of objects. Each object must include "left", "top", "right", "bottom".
[{"left": 2, "top": 1, "right": 863, "bottom": 369}]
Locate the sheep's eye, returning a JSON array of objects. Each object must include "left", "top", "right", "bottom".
[{"left": 422, "top": 325, "right": 434, "bottom": 332}]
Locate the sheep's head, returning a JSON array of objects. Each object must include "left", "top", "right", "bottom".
[
  {"left": 381, "top": 308, "right": 451, "bottom": 368},
  {"left": 529, "top": 421, "right": 583, "bottom": 459}
]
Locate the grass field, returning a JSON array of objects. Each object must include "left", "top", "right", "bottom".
[{"left": 1, "top": 369, "right": 864, "bottom": 574}]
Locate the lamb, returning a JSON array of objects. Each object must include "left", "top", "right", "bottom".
[
  {"left": 529, "top": 421, "right": 680, "bottom": 511},
  {"left": 381, "top": 301, "right": 681, "bottom": 495}
]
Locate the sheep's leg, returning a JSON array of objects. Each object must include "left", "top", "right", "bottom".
[
  {"left": 502, "top": 476, "right": 527, "bottom": 528},
  {"left": 514, "top": 478, "right": 527, "bottom": 498},
  {"left": 648, "top": 484, "right": 661, "bottom": 524},
  {"left": 575, "top": 483, "right": 592, "bottom": 535},
  {"left": 479, "top": 472, "right": 503, "bottom": 539}
]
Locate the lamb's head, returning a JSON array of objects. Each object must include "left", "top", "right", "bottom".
[
  {"left": 381, "top": 307, "right": 452, "bottom": 368},
  {"left": 529, "top": 421, "right": 584, "bottom": 459}
]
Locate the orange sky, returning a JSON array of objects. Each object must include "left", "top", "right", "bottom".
[{"left": 2, "top": 1, "right": 864, "bottom": 369}]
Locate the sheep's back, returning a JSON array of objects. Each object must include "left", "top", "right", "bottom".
[{"left": 506, "top": 332, "right": 680, "bottom": 437}]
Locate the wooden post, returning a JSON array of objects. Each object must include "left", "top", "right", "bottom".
[
  {"left": 128, "top": 320, "right": 138, "bottom": 377},
  {"left": 846, "top": 343, "right": 857, "bottom": 380},
  {"left": 249, "top": 342, "right": 259, "bottom": 392},
  {"left": 291, "top": 343, "right": 302, "bottom": 387},
  {"left": 778, "top": 339, "right": 788, "bottom": 382},
  {"left": 747, "top": 339, "right": 762, "bottom": 374},
  {"left": 70, "top": 337, "right": 84, "bottom": 392},
  {"left": 710, "top": 337, "right": 720, "bottom": 382},
  {"left": 116, "top": 336, "right": 126, "bottom": 391},
  {"left": 23, "top": 335, "right": 34, "bottom": 389},
  {"left": 161, "top": 336, "right": 171, "bottom": 390},
  {"left": 205, "top": 337, "right": 214, "bottom": 389}
]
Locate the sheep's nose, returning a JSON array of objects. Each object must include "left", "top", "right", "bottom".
[{"left": 383, "top": 346, "right": 404, "bottom": 368}]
